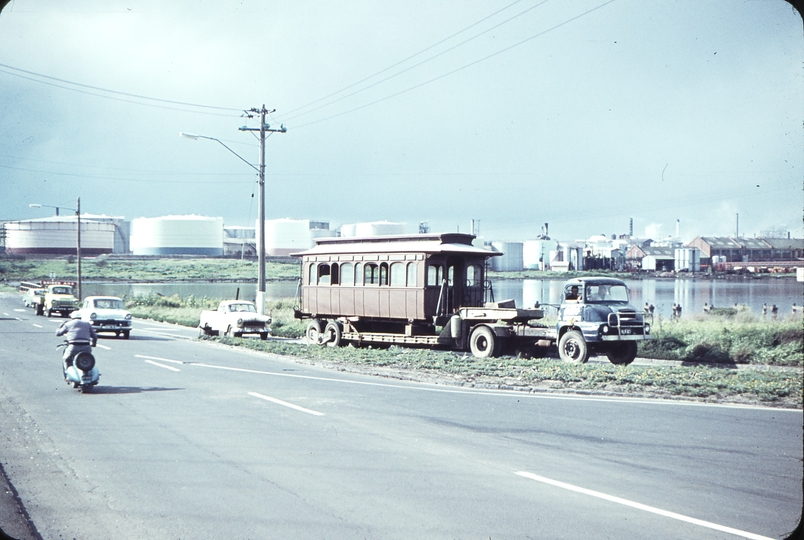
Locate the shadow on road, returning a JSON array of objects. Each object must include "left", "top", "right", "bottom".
[
  {"left": 97, "top": 334, "right": 173, "bottom": 342},
  {"left": 87, "top": 386, "right": 184, "bottom": 394}
]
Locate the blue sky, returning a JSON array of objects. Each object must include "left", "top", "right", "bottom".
[{"left": 1, "top": 0, "right": 801, "bottom": 243}]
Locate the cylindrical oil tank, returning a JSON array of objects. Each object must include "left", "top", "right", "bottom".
[
  {"left": 341, "top": 221, "right": 406, "bottom": 237},
  {"left": 490, "top": 241, "right": 524, "bottom": 272},
  {"left": 675, "top": 247, "right": 700, "bottom": 272},
  {"left": 130, "top": 215, "right": 223, "bottom": 255},
  {"left": 4, "top": 217, "right": 115, "bottom": 256},
  {"left": 523, "top": 239, "right": 559, "bottom": 270},
  {"left": 263, "top": 218, "right": 335, "bottom": 256}
]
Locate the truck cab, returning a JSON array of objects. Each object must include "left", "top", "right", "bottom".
[
  {"left": 556, "top": 277, "right": 652, "bottom": 365},
  {"left": 44, "top": 284, "right": 79, "bottom": 318}
]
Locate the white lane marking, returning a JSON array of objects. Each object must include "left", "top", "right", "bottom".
[
  {"left": 138, "top": 327, "right": 186, "bottom": 333},
  {"left": 135, "top": 355, "right": 183, "bottom": 365},
  {"left": 95, "top": 344, "right": 111, "bottom": 350},
  {"left": 13, "top": 309, "right": 27, "bottom": 312},
  {"left": 515, "top": 471, "right": 774, "bottom": 540},
  {"left": 248, "top": 392, "right": 324, "bottom": 416},
  {"left": 2, "top": 312, "right": 8, "bottom": 316},
  {"left": 144, "top": 360, "right": 180, "bottom": 372},
  {"left": 191, "top": 363, "right": 801, "bottom": 412},
  {"left": 32, "top": 324, "right": 43, "bottom": 328}
]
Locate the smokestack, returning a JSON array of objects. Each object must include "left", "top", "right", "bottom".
[
  {"left": 629, "top": 218, "right": 633, "bottom": 237},
  {"left": 676, "top": 219, "right": 680, "bottom": 239}
]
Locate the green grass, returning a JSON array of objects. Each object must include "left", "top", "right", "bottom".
[
  {"left": 640, "top": 313, "right": 803, "bottom": 366},
  {"left": 203, "top": 336, "right": 803, "bottom": 407},
  {"left": 0, "top": 257, "right": 299, "bottom": 282}
]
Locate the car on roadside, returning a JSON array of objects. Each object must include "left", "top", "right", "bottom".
[
  {"left": 199, "top": 300, "right": 271, "bottom": 339},
  {"left": 23, "top": 287, "right": 45, "bottom": 308},
  {"left": 73, "top": 296, "right": 133, "bottom": 338}
]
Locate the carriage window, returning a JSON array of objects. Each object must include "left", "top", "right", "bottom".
[
  {"left": 447, "top": 265, "right": 454, "bottom": 286},
  {"left": 466, "top": 264, "right": 482, "bottom": 286},
  {"left": 331, "top": 263, "right": 340, "bottom": 285},
  {"left": 340, "top": 263, "right": 354, "bottom": 286},
  {"left": 355, "top": 263, "right": 363, "bottom": 285},
  {"left": 317, "top": 263, "right": 331, "bottom": 285},
  {"left": 308, "top": 263, "right": 315, "bottom": 285},
  {"left": 427, "top": 264, "right": 443, "bottom": 286},
  {"left": 390, "top": 262, "right": 405, "bottom": 286},
  {"left": 380, "top": 263, "right": 389, "bottom": 286},
  {"left": 407, "top": 262, "right": 417, "bottom": 287},
  {"left": 364, "top": 263, "right": 379, "bottom": 285}
]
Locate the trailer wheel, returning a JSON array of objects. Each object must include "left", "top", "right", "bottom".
[
  {"left": 324, "top": 321, "right": 342, "bottom": 347},
  {"left": 470, "top": 326, "right": 498, "bottom": 358},
  {"left": 606, "top": 342, "right": 637, "bottom": 365},
  {"left": 306, "top": 320, "right": 323, "bottom": 345},
  {"left": 558, "top": 330, "right": 589, "bottom": 363}
]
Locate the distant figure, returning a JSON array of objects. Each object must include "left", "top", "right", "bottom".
[
  {"left": 762, "top": 303, "right": 768, "bottom": 318},
  {"left": 644, "top": 302, "right": 654, "bottom": 322},
  {"left": 672, "top": 303, "right": 682, "bottom": 320},
  {"left": 771, "top": 304, "right": 778, "bottom": 321},
  {"left": 792, "top": 303, "right": 802, "bottom": 315},
  {"left": 703, "top": 303, "right": 712, "bottom": 314}
]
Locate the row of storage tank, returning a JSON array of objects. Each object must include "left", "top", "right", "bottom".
[{"left": 3, "top": 215, "right": 412, "bottom": 257}]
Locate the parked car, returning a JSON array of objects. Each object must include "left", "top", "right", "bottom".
[
  {"left": 199, "top": 300, "right": 271, "bottom": 339},
  {"left": 23, "top": 287, "right": 45, "bottom": 308},
  {"left": 73, "top": 296, "right": 133, "bottom": 338}
]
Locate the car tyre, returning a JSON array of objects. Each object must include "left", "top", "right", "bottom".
[{"left": 558, "top": 330, "right": 589, "bottom": 363}]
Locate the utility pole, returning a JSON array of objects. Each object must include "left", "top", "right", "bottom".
[
  {"left": 76, "top": 197, "right": 82, "bottom": 301},
  {"left": 240, "top": 105, "right": 286, "bottom": 314}
]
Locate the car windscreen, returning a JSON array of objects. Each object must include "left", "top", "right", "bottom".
[
  {"left": 94, "top": 299, "right": 125, "bottom": 309},
  {"left": 584, "top": 284, "right": 629, "bottom": 303},
  {"left": 52, "top": 287, "right": 72, "bottom": 295},
  {"left": 230, "top": 303, "right": 257, "bottom": 313}
]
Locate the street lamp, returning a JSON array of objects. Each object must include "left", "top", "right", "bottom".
[
  {"left": 29, "top": 198, "right": 82, "bottom": 301},
  {"left": 180, "top": 108, "right": 286, "bottom": 314}
]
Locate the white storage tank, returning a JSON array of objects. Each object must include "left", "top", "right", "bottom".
[
  {"left": 489, "top": 241, "right": 524, "bottom": 272},
  {"left": 341, "top": 221, "right": 406, "bottom": 237},
  {"left": 675, "top": 247, "right": 701, "bottom": 272},
  {"left": 523, "top": 239, "right": 559, "bottom": 270},
  {"left": 4, "top": 217, "right": 115, "bottom": 256},
  {"left": 263, "top": 218, "right": 335, "bottom": 256},
  {"left": 130, "top": 215, "right": 223, "bottom": 256}
]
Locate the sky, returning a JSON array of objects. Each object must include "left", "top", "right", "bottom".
[{"left": 0, "top": 0, "right": 802, "bottom": 244}]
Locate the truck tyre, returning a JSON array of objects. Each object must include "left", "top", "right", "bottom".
[
  {"left": 470, "top": 326, "right": 498, "bottom": 358},
  {"left": 606, "top": 342, "right": 637, "bottom": 365},
  {"left": 306, "top": 320, "right": 323, "bottom": 345},
  {"left": 559, "top": 330, "right": 589, "bottom": 363},
  {"left": 324, "top": 321, "right": 342, "bottom": 347}
]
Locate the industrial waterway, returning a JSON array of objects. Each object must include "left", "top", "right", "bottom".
[{"left": 82, "top": 277, "right": 803, "bottom": 321}]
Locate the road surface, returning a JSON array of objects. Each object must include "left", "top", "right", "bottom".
[{"left": 0, "top": 292, "right": 801, "bottom": 539}]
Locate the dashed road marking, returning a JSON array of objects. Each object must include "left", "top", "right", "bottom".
[
  {"left": 515, "top": 471, "right": 774, "bottom": 540},
  {"left": 248, "top": 392, "right": 324, "bottom": 416},
  {"left": 143, "top": 360, "right": 180, "bottom": 372}
]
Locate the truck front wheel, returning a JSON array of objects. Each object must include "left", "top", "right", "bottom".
[
  {"left": 470, "top": 326, "right": 498, "bottom": 358},
  {"left": 606, "top": 342, "right": 637, "bottom": 365},
  {"left": 559, "top": 330, "right": 589, "bottom": 363}
]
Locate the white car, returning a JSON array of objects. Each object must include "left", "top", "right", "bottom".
[{"left": 73, "top": 296, "right": 133, "bottom": 339}]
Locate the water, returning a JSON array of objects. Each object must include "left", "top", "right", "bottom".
[
  {"left": 494, "top": 277, "right": 804, "bottom": 319},
  {"left": 84, "top": 277, "right": 803, "bottom": 320}
]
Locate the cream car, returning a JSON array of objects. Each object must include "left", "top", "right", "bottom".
[{"left": 73, "top": 296, "right": 133, "bottom": 338}]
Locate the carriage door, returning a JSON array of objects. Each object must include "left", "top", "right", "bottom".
[{"left": 445, "top": 256, "right": 465, "bottom": 312}]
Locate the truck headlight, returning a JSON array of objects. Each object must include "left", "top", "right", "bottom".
[
  {"left": 601, "top": 325, "right": 609, "bottom": 334},
  {"left": 645, "top": 323, "right": 651, "bottom": 334}
]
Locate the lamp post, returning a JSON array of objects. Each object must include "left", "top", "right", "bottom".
[
  {"left": 29, "top": 197, "right": 82, "bottom": 301},
  {"left": 180, "top": 108, "right": 286, "bottom": 314}
]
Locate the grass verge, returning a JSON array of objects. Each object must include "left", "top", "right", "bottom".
[{"left": 204, "top": 336, "right": 803, "bottom": 408}]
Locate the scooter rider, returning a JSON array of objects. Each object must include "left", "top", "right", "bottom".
[{"left": 56, "top": 317, "right": 97, "bottom": 378}]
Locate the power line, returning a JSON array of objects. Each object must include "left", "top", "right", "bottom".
[
  {"left": 0, "top": 63, "right": 242, "bottom": 116},
  {"left": 293, "top": 0, "right": 618, "bottom": 129},
  {"left": 279, "top": 0, "right": 532, "bottom": 119}
]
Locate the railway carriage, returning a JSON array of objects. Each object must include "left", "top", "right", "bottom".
[{"left": 293, "top": 233, "right": 545, "bottom": 357}]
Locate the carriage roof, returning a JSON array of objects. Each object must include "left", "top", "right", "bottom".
[{"left": 291, "top": 232, "right": 502, "bottom": 258}]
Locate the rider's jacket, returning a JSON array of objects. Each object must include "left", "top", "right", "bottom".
[{"left": 56, "top": 319, "right": 98, "bottom": 345}]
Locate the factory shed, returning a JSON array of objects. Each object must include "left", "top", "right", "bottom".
[{"left": 626, "top": 245, "right": 675, "bottom": 271}]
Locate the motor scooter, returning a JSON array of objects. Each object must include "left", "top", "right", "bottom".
[{"left": 58, "top": 341, "right": 100, "bottom": 393}]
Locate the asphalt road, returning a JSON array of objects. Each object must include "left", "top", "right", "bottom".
[{"left": 0, "top": 291, "right": 801, "bottom": 540}]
